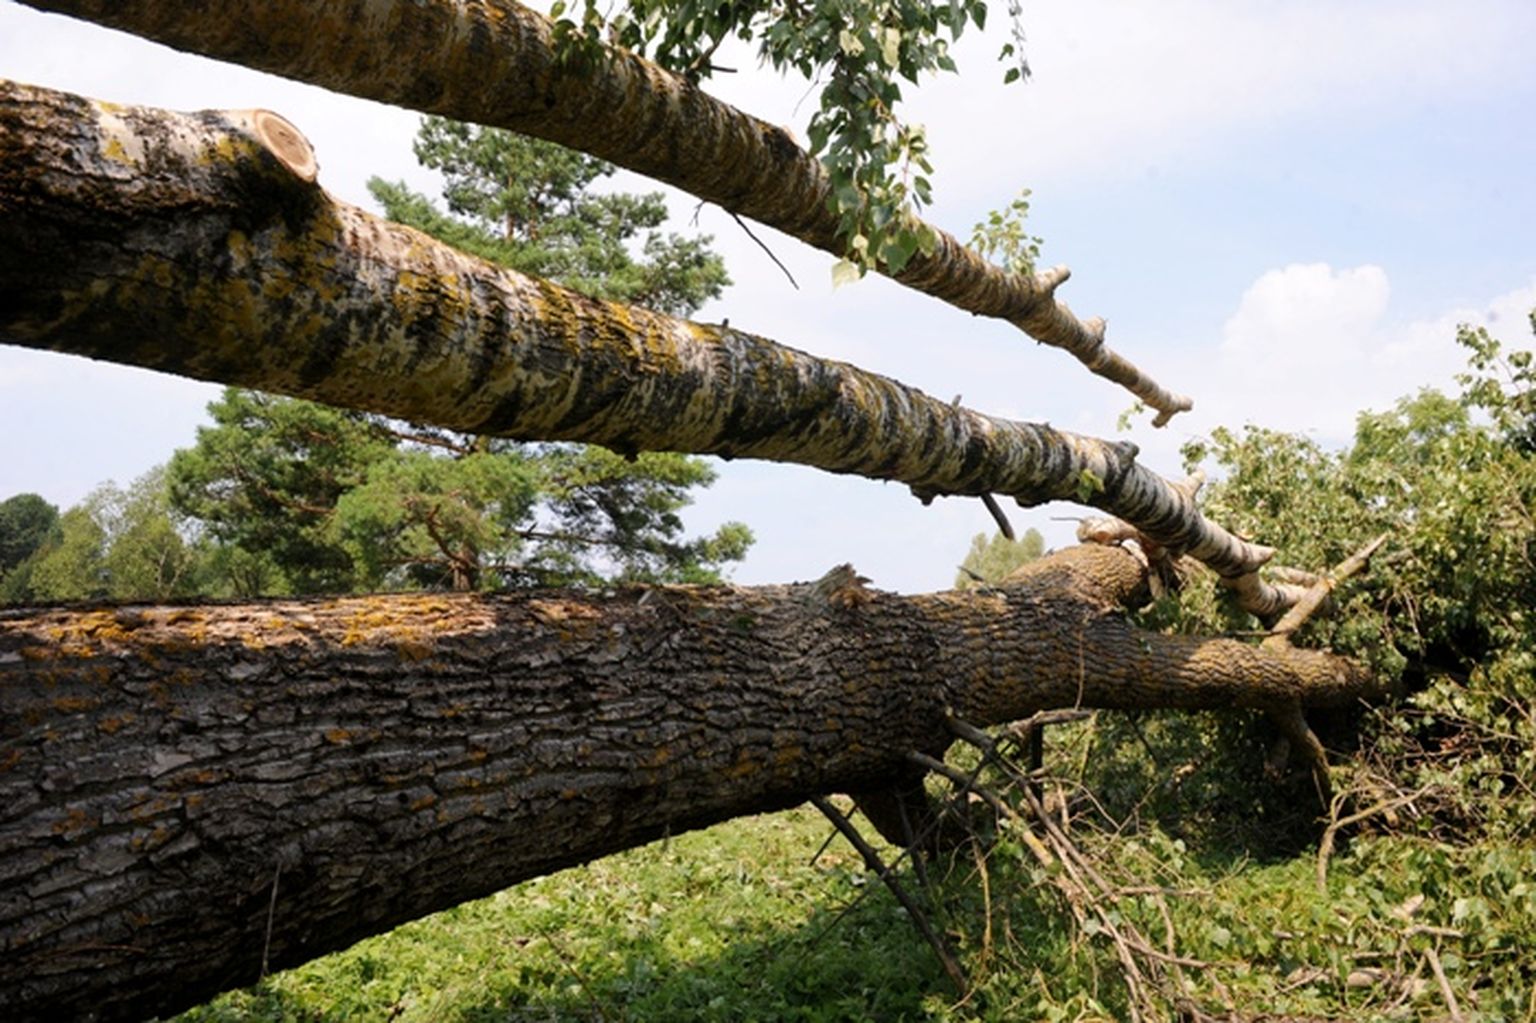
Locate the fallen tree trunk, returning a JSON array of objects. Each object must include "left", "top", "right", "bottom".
[
  {"left": 0, "top": 545, "right": 1383, "bottom": 1022},
  {"left": 17, "top": 0, "right": 1192, "bottom": 421},
  {"left": 0, "top": 80, "right": 1286, "bottom": 601}
]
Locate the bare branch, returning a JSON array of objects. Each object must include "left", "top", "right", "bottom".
[
  {"left": 810, "top": 797, "right": 968, "bottom": 995},
  {"left": 1263, "top": 533, "right": 1391, "bottom": 644}
]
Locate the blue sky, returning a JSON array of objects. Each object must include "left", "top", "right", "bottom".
[{"left": 2, "top": 0, "right": 1533, "bottom": 592}]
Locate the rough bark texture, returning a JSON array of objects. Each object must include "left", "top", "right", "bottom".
[
  {"left": 18, "top": 0, "right": 1192, "bottom": 421},
  {"left": 0, "top": 80, "right": 1285, "bottom": 599},
  {"left": 0, "top": 546, "right": 1381, "bottom": 1022}
]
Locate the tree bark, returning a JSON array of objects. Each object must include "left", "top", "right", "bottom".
[
  {"left": 0, "top": 545, "right": 1383, "bottom": 1022},
  {"left": 0, "top": 80, "right": 1290, "bottom": 604},
  {"left": 17, "top": 0, "right": 1192, "bottom": 422}
]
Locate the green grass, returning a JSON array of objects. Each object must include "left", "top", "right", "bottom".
[
  {"left": 176, "top": 806, "right": 953, "bottom": 1023},
  {"left": 174, "top": 727, "right": 1536, "bottom": 1023}
]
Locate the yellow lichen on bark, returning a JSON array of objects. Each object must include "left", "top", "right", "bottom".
[
  {"left": 0, "top": 79, "right": 1281, "bottom": 597},
  {"left": 21, "top": 0, "right": 1192, "bottom": 420}
]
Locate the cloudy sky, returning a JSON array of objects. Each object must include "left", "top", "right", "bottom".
[{"left": 2, "top": 0, "right": 1533, "bottom": 593}]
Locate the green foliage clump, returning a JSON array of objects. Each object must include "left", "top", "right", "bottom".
[
  {"left": 552, "top": 0, "right": 1030, "bottom": 278},
  {"left": 3, "top": 471, "right": 202, "bottom": 603},
  {"left": 968, "top": 190, "right": 1043, "bottom": 276},
  {"left": 162, "top": 390, "right": 752, "bottom": 596},
  {"left": 0, "top": 492, "right": 60, "bottom": 602},
  {"left": 0, "top": 492, "right": 58, "bottom": 574},
  {"left": 369, "top": 118, "right": 730, "bottom": 317},
  {"left": 165, "top": 390, "right": 390, "bottom": 595},
  {"left": 1163, "top": 318, "right": 1536, "bottom": 842},
  {"left": 1027, "top": 315, "right": 1536, "bottom": 1017}
]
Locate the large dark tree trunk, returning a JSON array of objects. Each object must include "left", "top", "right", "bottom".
[{"left": 0, "top": 546, "right": 1382, "bottom": 1022}]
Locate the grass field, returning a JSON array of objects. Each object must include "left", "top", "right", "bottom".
[
  {"left": 176, "top": 805, "right": 957, "bottom": 1022},
  {"left": 174, "top": 716, "right": 1536, "bottom": 1022}
]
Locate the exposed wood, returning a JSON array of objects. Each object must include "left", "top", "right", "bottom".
[
  {"left": 18, "top": 0, "right": 1193, "bottom": 421},
  {"left": 0, "top": 80, "right": 1282, "bottom": 600},
  {"left": 1262, "top": 533, "right": 1391, "bottom": 646},
  {"left": 1251, "top": 533, "right": 1392, "bottom": 801},
  {"left": 0, "top": 544, "right": 1385, "bottom": 1022}
]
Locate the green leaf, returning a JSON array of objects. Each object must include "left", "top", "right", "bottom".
[{"left": 880, "top": 230, "right": 919, "bottom": 273}]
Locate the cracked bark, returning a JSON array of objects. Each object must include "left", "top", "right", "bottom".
[
  {"left": 0, "top": 545, "right": 1383, "bottom": 1022},
  {"left": 17, "top": 0, "right": 1192, "bottom": 420}
]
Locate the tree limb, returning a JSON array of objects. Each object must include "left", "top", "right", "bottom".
[
  {"left": 0, "top": 81, "right": 1265, "bottom": 590},
  {"left": 17, "top": 0, "right": 1193, "bottom": 421}
]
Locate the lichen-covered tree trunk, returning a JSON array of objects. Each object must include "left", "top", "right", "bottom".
[
  {"left": 17, "top": 0, "right": 1191, "bottom": 421},
  {"left": 0, "top": 545, "right": 1382, "bottom": 1022},
  {"left": 0, "top": 80, "right": 1284, "bottom": 600}
]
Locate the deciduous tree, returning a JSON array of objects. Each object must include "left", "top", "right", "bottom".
[{"left": 955, "top": 527, "right": 1045, "bottom": 589}]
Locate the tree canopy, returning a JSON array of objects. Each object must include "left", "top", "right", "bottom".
[
  {"left": 162, "top": 388, "right": 751, "bottom": 596},
  {"left": 369, "top": 117, "right": 729, "bottom": 316},
  {"left": 954, "top": 526, "right": 1044, "bottom": 588},
  {"left": 0, "top": 492, "right": 59, "bottom": 601}
]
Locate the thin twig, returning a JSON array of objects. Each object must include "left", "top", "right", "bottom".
[
  {"left": 940, "top": 715, "right": 1206, "bottom": 1018},
  {"left": 1256, "top": 534, "right": 1390, "bottom": 802},
  {"left": 1264, "top": 532, "right": 1391, "bottom": 645},
  {"left": 1424, "top": 946, "right": 1465, "bottom": 1022},
  {"left": 801, "top": 796, "right": 950, "bottom": 954},
  {"left": 1317, "top": 785, "right": 1432, "bottom": 893},
  {"left": 1270, "top": 703, "right": 1333, "bottom": 805},
  {"left": 810, "top": 796, "right": 968, "bottom": 995},
  {"left": 261, "top": 864, "right": 281, "bottom": 980},
  {"left": 971, "top": 841, "right": 994, "bottom": 972},
  {"left": 808, "top": 803, "right": 851, "bottom": 867},
  {"left": 730, "top": 212, "right": 799, "bottom": 289},
  {"left": 539, "top": 928, "right": 613, "bottom": 1022},
  {"left": 980, "top": 493, "right": 1015, "bottom": 540},
  {"left": 894, "top": 791, "right": 932, "bottom": 893},
  {"left": 1000, "top": 708, "right": 1094, "bottom": 739}
]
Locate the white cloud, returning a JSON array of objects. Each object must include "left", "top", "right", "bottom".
[
  {"left": 1144, "top": 266, "right": 1536, "bottom": 453},
  {"left": 1219, "top": 263, "right": 1392, "bottom": 371}
]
